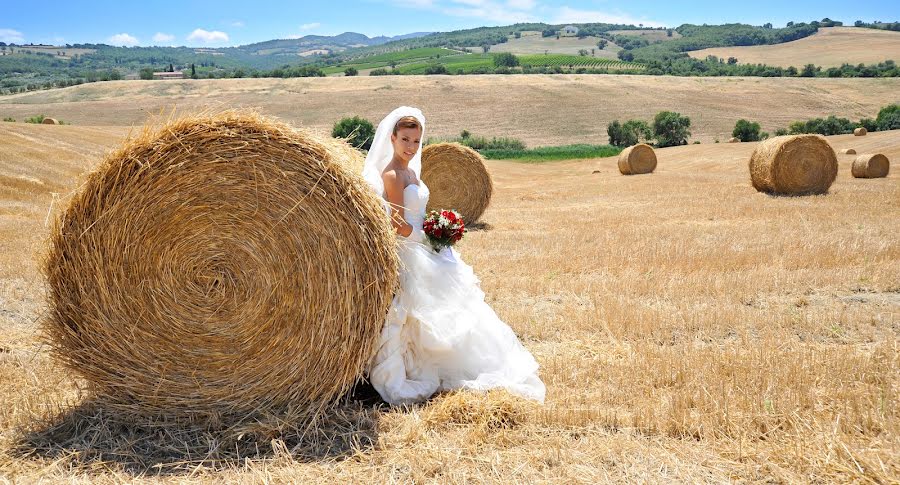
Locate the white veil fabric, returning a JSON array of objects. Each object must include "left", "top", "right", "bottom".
[{"left": 362, "top": 106, "right": 426, "bottom": 213}]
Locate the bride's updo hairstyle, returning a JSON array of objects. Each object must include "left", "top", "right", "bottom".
[{"left": 393, "top": 116, "right": 422, "bottom": 135}]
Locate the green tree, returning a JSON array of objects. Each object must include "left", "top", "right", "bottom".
[
  {"left": 607, "top": 120, "right": 651, "bottom": 147},
  {"left": 332, "top": 116, "right": 375, "bottom": 150},
  {"left": 732, "top": 119, "right": 762, "bottom": 142},
  {"left": 652, "top": 111, "right": 692, "bottom": 147},
  {"left": 344, "top": 67, "right": 359, "bottom": 76},
  {"left": 493, "top": 52, "right": 519, "bottom": 67},
  {"left": 800, "top": 64, "right": 818, "bottom": 77},
  {"left": 481, "top": 44, "right": 490, "bottom": 53},
  {"left": 139, "top": 67, "right": 154, "bottom": 80},
  {"left": 875, "top": 104, "right": 900, "bottom": 131},
  {"left": 597, "top": 39, "right": 608, "bottom": 50},
  {"left": 190, "top": 63, "right": 196, "bottom": 78}
]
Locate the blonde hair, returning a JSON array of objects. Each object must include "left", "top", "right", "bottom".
[{"left": 393, "top": 116, "right": 422, "bottom": 135}]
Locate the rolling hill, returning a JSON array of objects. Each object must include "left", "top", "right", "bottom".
[{"left": 688, "top": 27, "right": 900, "bottom": 67}]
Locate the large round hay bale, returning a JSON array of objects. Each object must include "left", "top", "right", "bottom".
[
  {"left": 854, "top": 127, "right": 867, "bottom": 136},
  {"left": 851, "top": 153, "right": 890, "bottom": 178},
  {"left": 43, "top": 111, "right": 399, "bottom": 420},
  {"left": 617, "top": 143, "right": 657, "bottom": 175},
  {"left": 840, "top": 148, "right": 857, "bottom": 155},
  {"left": 41, "top": 117, "right": 59, "bottom": 125},
  {"left": 728, "top": 137, "right": 740, "bottom": 143},
  {"left": 748, "top": 134, "right": 838, "bottom": 195},
  {"left": 421, "top": 143, "right": 493, "bottom": 223},
  {"left": 322, "top": 135, "right": 366, "bottom": 173}
]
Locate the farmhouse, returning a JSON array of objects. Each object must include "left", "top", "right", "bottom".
[
  {"left": 152, "top": 71, "right": 185, "bottom": 80},
  {"left": 561, "top": 25, "right": 580, "bottom": 36}
]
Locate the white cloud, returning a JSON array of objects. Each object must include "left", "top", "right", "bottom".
[
  {"left": 507, "top": 0, "right": 536, "bottom": 9},
  {"left": 108, "top": 33, "right": 139, "bottom": 46},
  {"left": 300, "top": 22, "right": 321, "bottom": 30},
  {"left": 152, "top": 32, "right": 175, "bottom": 43},
  {"left": 0, "top": 28, "right": 26, "bottom": 44},
  {"left": 187, "top": 28, "right": 229, "bottom": 44},
  {"left": 551, "top": 7, "right": 664, "bottom": 27}
]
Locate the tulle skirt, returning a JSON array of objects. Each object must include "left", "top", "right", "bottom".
[{"left": 368, "top": 237, "right": 546, "bottom": 405}]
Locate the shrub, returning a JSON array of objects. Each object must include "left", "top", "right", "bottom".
[
  {"left": 875, "top": 104, "right": 900, "bottom": 131},
  {"left": 3, "top": 117, "right": 15, "bottom": 122},
  {"left": 332, "top": 116, "right": 376, "bottom": 150},
  {"left": 653, "top": 111, "right": 692, "bottom": 147},
  {"left": 732, "top": 119, "right": 762, "bottom": 142},
  {"left": 424, "top": 64, "right": 448, "bottom": 75},
  {"left": 344, "top": 67, "right": 358, "bottom": 76},
  {"left": 24, "top": 114, "right": 46, "bottom": 124},
  {"left": 774, "top": 128, "right": 789, "bottom": 136},
  {"left": 369, "top": 68, "right": 390, "bottom": 76},
  {"left": 607, "top": 120, "right": 652, "bottom": 147},
  {"left": 139, "top": 68, "right": 154, "bottom": 80},
  {"left": 493, "top": 52, "right": 519, "bottom": 68},
  {"left": 857, "top": 118, "right": 877, "bottom": 132}
]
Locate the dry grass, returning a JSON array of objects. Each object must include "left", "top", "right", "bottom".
[
  {"left": 0, "top": 124, "right": 897, "bottom": 483},
  {"left": 689, "top": 27, "right": 900, "bottom": 68},
  {"left": 488, "top": 31, "right": 620, "bottom": 57},
  {"left": 1, "top": 76, "right": 897, "bottom": 146}
]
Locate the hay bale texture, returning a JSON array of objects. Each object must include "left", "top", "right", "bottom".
[
  {"left": 421, "top": 143, "right": 493, "bottom": 223},
  {"left": 841, "top": 148, "right": 857, "bottom": 155},
  {"left": 41, "top": 117, "right": 59, "bottom": 125},
  {"left": 854, "top": 127, "right": 867, "bottom": 136},
  {"left": 749, "top": 134, "right": 838, "bottom": 195},
  {"left": 851, "top": 153, "right": 890, "bottom": 178},
  {"left": 43, "top": 111, "right": 400, "bottom": 419},
  {"left": 617, "top": 143, "right": 657, "bottom": 175}
]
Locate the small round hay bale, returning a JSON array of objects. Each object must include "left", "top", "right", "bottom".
[
  {"left": 851, "top": 153, "right": 890, "bottom": 178},
  {"left": 43, "top": 110, "right": 400, "bottom": 420},
  {"left": 421, "top": 143, "right": 493, "bottom": 223},
  {"left": 728, "top": 137, "right": 740, "bottom": 143},
  {"left": 748, "top": 134, "right": 838, "bottom": 195},
  {"left": 840, "top": 148, "right": 857, "bottom": 155},
  {"left": 617, "top": 143, "right": 657, "bottom": 175},
  {"left": 854, "top": 127, "right": 867, "bottom": 136},
  {"left": 41, "top": 117, "right": 59, "bottom": 125}
]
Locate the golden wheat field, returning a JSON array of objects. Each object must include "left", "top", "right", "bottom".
[
  {"left": 0, "top": 103, "right": 897, "bottom": 481},
  {"left": 690, "top": 27, "right": 900, "bottom": 68}
]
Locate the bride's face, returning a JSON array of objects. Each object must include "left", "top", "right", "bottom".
[{"left": 390, "top": 126, "right": 422, "bottom": 164}]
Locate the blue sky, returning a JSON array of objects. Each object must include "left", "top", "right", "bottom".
[{"left": 2, "top": 0, "right": 897, "bottom": 47}]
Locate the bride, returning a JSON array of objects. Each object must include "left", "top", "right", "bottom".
[{"left": 362, "top": 106, "right": 546, "bottom": 405}]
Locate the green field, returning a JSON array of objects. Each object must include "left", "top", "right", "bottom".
[{"left": 481, "top": 144, "right": 622, "bottom": 161}]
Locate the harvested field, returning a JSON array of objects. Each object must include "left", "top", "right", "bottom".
[
  {"left": 0, "top": 122, "right": 897, "bottom": 482},
  {"left": 689, "top": 27, "right": 900, "bottom": 68},
  {"left": 1, "top": 76, "right": 897, "bottom": 145}
]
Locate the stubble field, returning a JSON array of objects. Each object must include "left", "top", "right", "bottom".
[
  {"left": 689, "top": 27, "right": 900, "bottom": 68},
  {"left": 1, "top": 75, "right": 898, "bottom": 146},
  {"left": 0, "top": 79, "right": 897, "bottom": 483}
]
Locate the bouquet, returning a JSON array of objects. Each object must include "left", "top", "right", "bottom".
[{"left": 422, "top": 209, "right": 466, "bottom": 253}]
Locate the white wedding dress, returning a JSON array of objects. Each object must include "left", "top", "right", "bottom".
[{"left": 368, "top": 181, "right": 546, "bottom": 405}]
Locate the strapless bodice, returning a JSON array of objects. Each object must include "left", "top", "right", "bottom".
[{"left": 402, "top": 183, "right": 429, "bottom": 229}]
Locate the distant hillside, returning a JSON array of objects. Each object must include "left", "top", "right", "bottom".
[
  {"left": 236, "top": 31, "right": 433, "bottom": 56},
  {"left": 688, "top": 27, "right": 900, "bottom": 68}
]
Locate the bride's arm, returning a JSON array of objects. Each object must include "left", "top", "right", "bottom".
[{"left": 382, "top": 170, "right": 413, "bottom": 237}]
